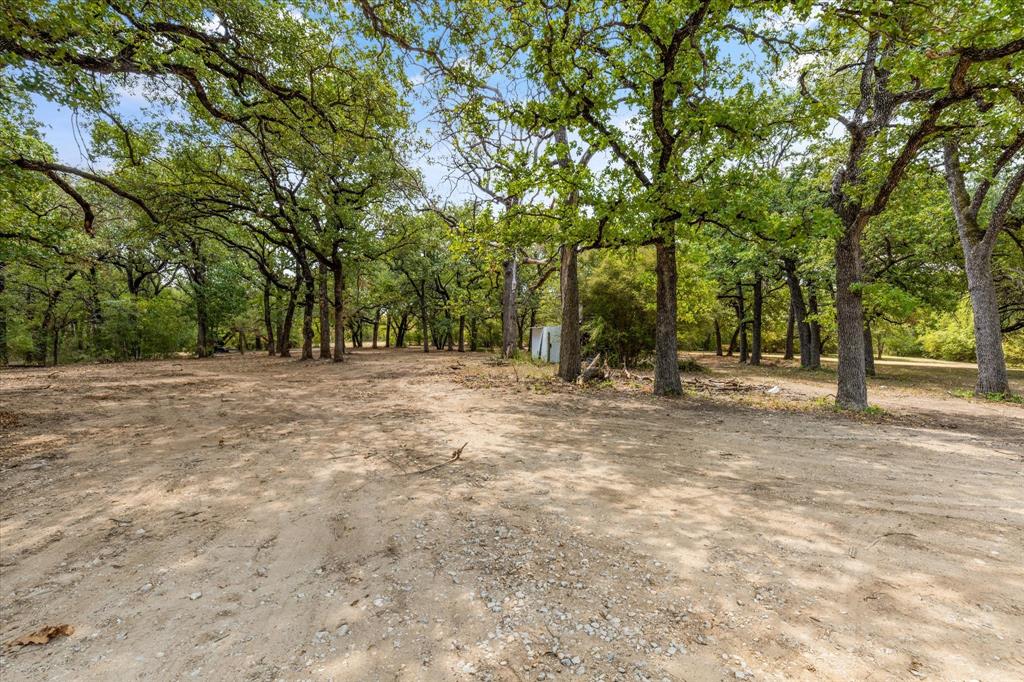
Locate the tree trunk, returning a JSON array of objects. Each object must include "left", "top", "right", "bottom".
[
  {"left": 319, "top": 268, "right": 331, "bottom": 359},
  {"left": 296, "top": 253, "right": 315, "bottom": 360},
  {"left": 458, "top": 315, "right": 465, "bottom": 352},
  {"left": 396, "top": 313, "right": 408, "bottom": 347},
  {"left": 751, "top": 273, "right": 763, "bottom": 366},
  {"left": 714, "top": 318, "right": 723, "bottom": 356},
  {"left": 0, "top": 261, "right": 7, "bottom": 366},
  {"left": 190, "top": 250, "right": 211, "bottom": 359},
  {"left": 195, "top": 297, "right": 209, "bottom": 358},
  {"left": 194, "top": 274, "right": 210, "bottom": 360},
  {"left": 784, "top": 301, "right": 795, "bottom": 360},
  {"left": 516, "top": 310, "right": 528, "bottom": 352},
  {"left": 52, "top": 319, "right": 60, "bottom": 366},
  {"left": 35, "top": 297, "right": 54, "bottom": 366},
  {"left": 87, "top": 264, "right": 102, "bottom": 343},
  {"left": 783, "top": 259, "right": 812, "bottom": 368},
  {"left": 653, "top": 240, "right": 681, "bottom": 395},
  {"left": 238, "top": 329, "right": 246, "bottom": 355},
  {"left": 263, "top": 281, "right": 276, "bottom": 356},
  {"left": 944, "top": 141, "right": 1014, "bottom": 396},
  {"left": 420, "top": 288, "right": 430, "bottom": 354},
  {"left": 372, "top": 309, "right": 381, "bottom": 348},
  {"left": 726, "top": 324, "right": 739, "bottom": 356},
  {"left": 834, "top": 230, "right": 868, "bottom": 409},
  {"left": 807, "top": 284, "right": 822, "bottom": 369},
  {"left": 737, "top": 282, "right": 748, "bottom": 364},
  {"left": 279, "top": 284, "right": 298, "bottom": 357},
  {"left": 501, "top": 257, "right": 518, "bottom": 358},
  {"left": 469, "top": 317, "right": 478, "bottom": 352},
  {"left": 965, "top": 253, "right": 1010, "bottom": 394},
  {"left": 558, "top": 244, "right": 582, "bottom": 381},
  {"left": 331, "top": 254, "right": 345, "bottom": 362},
  {"left": 385, "top": 316, "right": 391, "bottom": 348},
  {"left": 863, "top": 320, "right": 875, "bottom": 376}
]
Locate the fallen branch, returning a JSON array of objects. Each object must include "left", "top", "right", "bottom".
[
  {"left": 579, "top": 353, "right": 609, "bottom": 382},
  {"left": 406, "top": 442, "right": 467, "bottom": 475}
]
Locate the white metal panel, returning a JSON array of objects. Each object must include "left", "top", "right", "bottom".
[
  {"left": 529, "top": 325, "right": 561, "bottom": 363},
  {"left": 530, "top": 327, "right": 544, "bottom": 359},
  {"left": 546, "top": 326, "right": 561, "bottom": 363}
]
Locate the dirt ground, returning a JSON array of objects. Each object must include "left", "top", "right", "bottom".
[{"left": 1, "top": 349, "right": 1022, "bottom": 681}]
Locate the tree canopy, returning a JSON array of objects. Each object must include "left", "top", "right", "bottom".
[{"left": 2, "top": 0, "right": 1022, "bottom": 404}]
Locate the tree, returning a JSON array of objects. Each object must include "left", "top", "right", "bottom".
[
  {"left": 942, "top": 108, "right": 1023, "bottom": 394},
  {"left": 800, "top": 0, "right": 1024, "bottom": 408}
]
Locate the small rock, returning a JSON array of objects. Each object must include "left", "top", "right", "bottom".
[{"left": 189, "top": 591, "right": 203, "bottom": 600}]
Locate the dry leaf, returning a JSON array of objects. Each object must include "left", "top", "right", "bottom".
[{"left": 9, "top": 624, "right": 75, "bottom": 647}]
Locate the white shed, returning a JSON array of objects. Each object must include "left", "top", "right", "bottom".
[{"left": 530, "top": 325, "right": 561, "bottom": 363}]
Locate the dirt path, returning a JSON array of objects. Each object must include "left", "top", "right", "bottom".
[{"left": 1, "top": 350, "right": 1022, "bottom": 681}]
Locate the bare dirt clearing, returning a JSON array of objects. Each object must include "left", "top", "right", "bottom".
[{"left": 1, "top": 350, "right": 1022, "bottom": 681}]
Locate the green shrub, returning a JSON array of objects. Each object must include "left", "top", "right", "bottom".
[{"left": 98, "top": 293, "right": 193, "bottom": 360}]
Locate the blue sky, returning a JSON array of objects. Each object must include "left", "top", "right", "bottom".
[{"left": 23, "top": 9, "right": 801, "bottom": 201}]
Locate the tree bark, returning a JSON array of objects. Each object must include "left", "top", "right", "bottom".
[
  {"left": 331, "top": 254, "right": 345, "bottom": 362},
  {"left": 751, "top": 273, "right": 763, "bottom": 366},
  {"left": 297, "top": 253, "right": 315, "bottom": 360},
  {"left": 52, "top": 321, "right": 60, "bottom": 366},
  {"left": 420, "top": 286, "right": 430, "bottom": 353},
  {"left": 966, "top": 253, "right": 1010, "bottom": 394},
  {"left": 501, "top": 257, "right": 518, "bottom": 358},
  {"left": 943, "top": 140, "right": 1017, "bottom": 396},
  {"left": 714, "top": 318, "right": 723, "bottom": 356},
  {"left": 0, "top": 261, "right": 7, "bottom": 366},
  {"left": 834, "top": 230, "right": 868, "bottom": 409},
  {"left": 279, "top": 284, "right": 298, "bottom": 357},
  {"left": 87, "top": 264, "right": 102, "bottom": 342},
  {"left": 558, "top": 244, "right": 582, "bottom": 381},
  {"left": 372, "top": 309, "right": 381, "bottom": 348},
  {"left": 195, "top": 293, "right": 209, "bottom": 359},
  {"left": 726, "top": 324, "right": 739, "bottom": 356},
  {"left": 863, "top": 319, "right": 875, "bottom": 376},
  {"left": 396, "top": 313, "right": 408, "bottom": 347},
  {"left": 784, "top": 301, "right": 795, "bottom": 360},
  {"left": 263, "top": 280, "right": 275, "bottom": 356},
  {"left": 193, "top": 267, "right": 210, "bottom": 359},
  {"left": 737, "top": 282, "right": 748, "bottom": 364},
  {"left": 318, "top": 267, "right": 331, "bottom": 359},
  {"left": 385, "top": 315, "right": 391, "bottom": 348},
  {"left": 653, "top": 240, "right": 681, "bottom": 395},
  {"left": 458, "top": 315, "right": 465, "bottom": 352},
  {"left": 807, "top": 284, "right": 822, "bottom": 369},
  {"left": 783, "top": 259, "right": 812, "bottom": 368},
  {"left": 188, "top": 244, "right": 211, "bottom": 359}
]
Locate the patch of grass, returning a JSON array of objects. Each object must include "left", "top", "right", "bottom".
[
  {"left": 810, "top": 395, "right": 888, "bottom": 418},
  {"left": 950, "top": 388, "right": 1024, "bottom": 404},
  {"left": 989, "top": 392, "right": 1024, "bottom": 404},
  {"left": 677, "top": 357, "right": 707, "bottom": 373}
]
